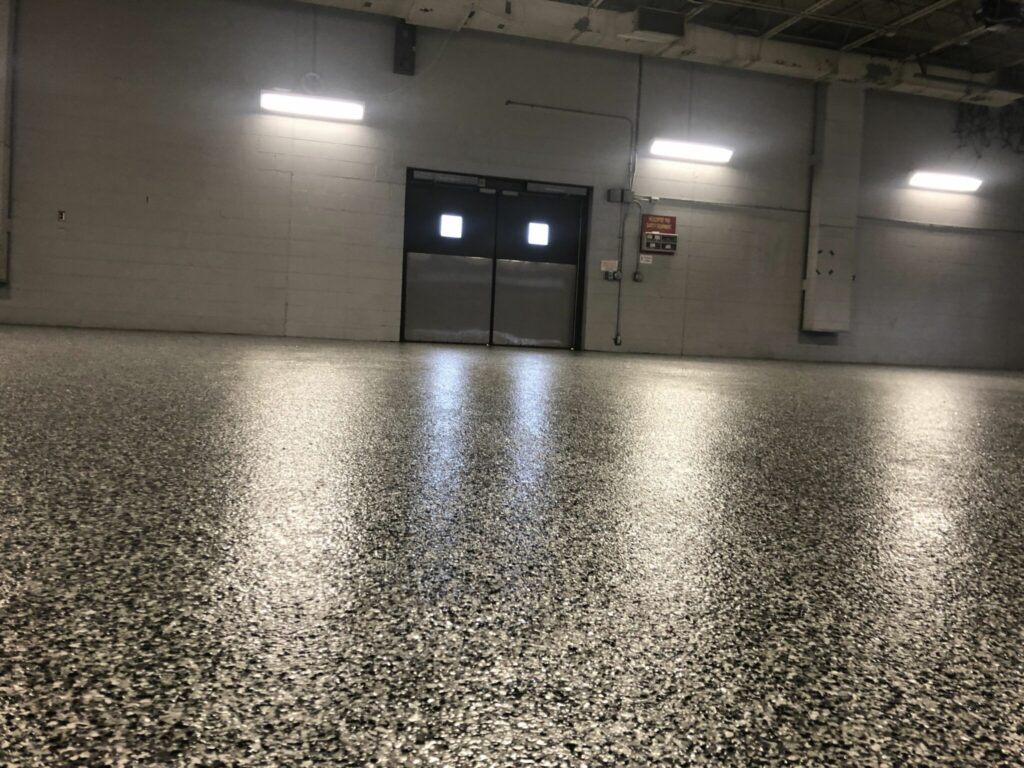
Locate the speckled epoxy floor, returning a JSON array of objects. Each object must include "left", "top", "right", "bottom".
[{"left": 1, "top": 326, "right": 1024, "bottom": 766}]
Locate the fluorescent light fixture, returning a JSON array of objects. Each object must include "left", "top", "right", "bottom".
[
  {"left": 650, "top": 139, "right": 733, "bottom": 164},
  {"left": 909, "top": 171, "right": 982, "bottom": 193},
  {"left": 260, "top": 90, "right": 364, "bottom": 122},
  {"left": 528, "top": 222, "right": 550, "bottom": 246},
  {"left": 440, "top": 214, "right": 463, "bottom": 239}
]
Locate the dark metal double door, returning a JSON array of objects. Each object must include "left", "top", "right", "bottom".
[{"left": 402, "top": 171, "right": 587, "bottom": 349}]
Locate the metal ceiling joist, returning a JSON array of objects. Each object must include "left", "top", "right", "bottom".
[
  {"left": 841, "top": 0, "right": 962, "bottom": 52},
  {"left": 686, "top": 5, "right": 708, "bottom": 22},
  {"left": 300, "top": 0, "right": 1022, "bottom": 105},
  {"left": 763, "top": 0, "right": 845, "bottom": 39},
  {"left": 906, "top": 24, "right": 989, "bottom": 63},
  {"left": 686, "top": 0, "right": 882, "bottom": 32}
]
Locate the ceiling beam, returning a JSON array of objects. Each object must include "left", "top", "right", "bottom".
[
  {"left": 841, "top": 0, "right": 961, "bottom": 52},
  {"left": 686, "top": 5, "right": 709, "bottom": 22},
  {"left": 904, "top": 24, "right": 988, "bottom": 63},
  {"left": 685, "top": 0, "right": 968, "bottom": 47},
  {"left": 299, "top": 0, "right": 1023, "bottom": 105},
  {"left": 687, "top": 0, "right": 881, "bottom": 31},
  {"left": 763, "top": 0, "right": 844, "bottom": 39}
]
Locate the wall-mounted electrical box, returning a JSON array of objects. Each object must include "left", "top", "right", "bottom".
[
  {"left": 607, "top": 188, "right": 636, "bottom": 203},
  {"left": 641, "top": 214, "right": 677, "bottom": 254}
]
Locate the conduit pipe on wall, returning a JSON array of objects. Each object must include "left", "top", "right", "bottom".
[
  {"left": 798, "top": 82, "right": 821, "bottom": 333},
  {"left": 0, "top": 0, "right": 15, "bottom": 287},
  {"left": 857, "top": 215, "right": 1024, "bottom": 236},
  {"left": 614, "top": 55, "right": 643, "bottom": 346},
  {"left": 636, "top": 195, "right": 808, "bottom": 216}
]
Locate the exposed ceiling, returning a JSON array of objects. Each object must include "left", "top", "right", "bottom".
[
  {"left": 304, "top": 0, "right": 1024, "bottom": 104},
  {"left": 553, "top": 0, "right": 1024, "bottom": 75}
]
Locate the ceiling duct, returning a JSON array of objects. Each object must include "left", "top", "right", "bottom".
[{"left": 617, "top": 7, "right": 686, "bottom": 44}]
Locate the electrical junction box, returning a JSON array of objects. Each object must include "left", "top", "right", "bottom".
[{"left": 641, "top": 214, "right": 677, "bottom": 254}]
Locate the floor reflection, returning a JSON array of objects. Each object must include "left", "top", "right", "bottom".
[
  {"left": 203, "top": 352, "right": 365, "bottom": 723},
  {"left": 2, "top": 327, "right": 1023, "bottom": 766}
]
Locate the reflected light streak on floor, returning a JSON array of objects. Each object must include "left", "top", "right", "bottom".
[{"left": 1, "top": 326, "right": 1023, "bottom": 766}]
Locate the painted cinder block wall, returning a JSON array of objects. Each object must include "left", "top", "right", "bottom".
[{"left": 0, "top": 0, "right": 1021, "bottom": 369}]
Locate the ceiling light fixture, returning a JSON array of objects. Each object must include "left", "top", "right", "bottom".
[
  {"left": 650, "top": 139, "right": 734, "bottom": 164},
  {"left": 909, "top": 171, "right": 983, "bottom": 193},
  {"left": 260, "top": 90, "right": 365, "bottom": 122}
]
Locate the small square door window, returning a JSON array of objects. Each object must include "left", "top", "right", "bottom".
[
  {"left": 528, "top": 222, "right": 550, "bottom": 246},
  {"left": 440, "top": 214, "right": 463, "bottom": 239}
]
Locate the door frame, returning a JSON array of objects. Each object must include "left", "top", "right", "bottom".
[{"left": 399, "top": 168, "right": 592, "bottom": 350}]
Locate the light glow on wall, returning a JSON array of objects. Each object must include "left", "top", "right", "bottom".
[
  {"left": 909, "top": 171, "right": 982, "bottom": 193},
  {"left": 260, "top": 90, "right": 365, "bottom": 122},
  {"left": 650, "top": 139, "right": 734, "bottom": 164}
]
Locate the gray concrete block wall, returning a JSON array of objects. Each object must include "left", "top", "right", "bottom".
[
  {"left": 0, "top": 0, "right": 1021, "bottom": 369},
  {"left": 606, "top": 57, "right": 815, "bottom": 357},
  {"left": 846, "top": 223, "right": 1024, "bottom": 370},
  {"left": 0, "top": 0, "right": 11, "bottom": 287},
  {"left": 825, "top": 93, "right": 1024, "bottom": 370}
]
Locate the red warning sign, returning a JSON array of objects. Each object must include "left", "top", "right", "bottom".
[
  {"left": 640, "top": 214, "right": 678, "bottom": 254},
  {"left": 642, "top": 214, "right": 677, "bottom": 235}
]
